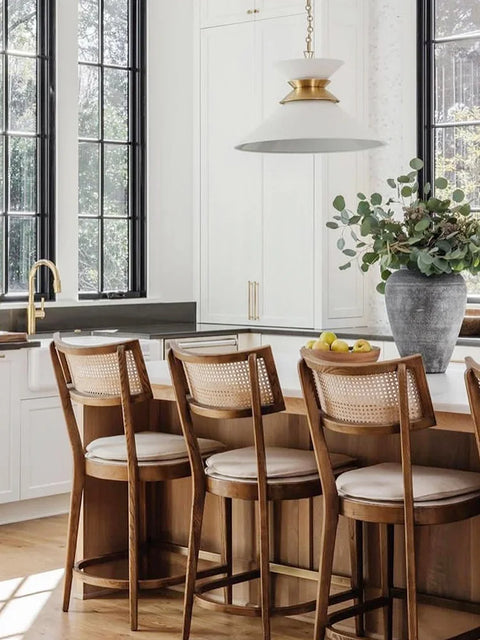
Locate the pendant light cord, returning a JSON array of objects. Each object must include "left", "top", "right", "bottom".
[{"left": 304, "top": 0, "right": 314, "bottom": 59}]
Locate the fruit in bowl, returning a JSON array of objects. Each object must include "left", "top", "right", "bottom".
[{"left": 302, "top": 332, "right": 380, "bottom": 362}]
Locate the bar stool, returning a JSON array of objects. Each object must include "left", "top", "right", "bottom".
[
  {"left": 299, "top": 352, "right": 480, "bottom": 640},
  {"left": 168, "top": 344, "right": 359, "bottom": 640},
  {"left": 50, "top": 338, "right": 226, "bottom": 630}
]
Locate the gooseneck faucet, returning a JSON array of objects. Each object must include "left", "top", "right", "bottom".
[{"left": 27, "top": 260, "right": 62, "bottom": 335}]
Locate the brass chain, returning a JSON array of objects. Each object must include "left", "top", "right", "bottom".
[{"left": 304, "top": 0, "right": 314, "bottom": 58}]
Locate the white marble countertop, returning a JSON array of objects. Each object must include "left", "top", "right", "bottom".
[{"left": 146, "top": 358, "right": 471, "bottom": 416}]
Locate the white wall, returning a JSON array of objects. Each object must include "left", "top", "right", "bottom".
[
  {"left": 365, "top": 0, "right": 417, "bottom": 326},
  {"left": 53, "top": 0, "right": 195, "bottom": 304}
]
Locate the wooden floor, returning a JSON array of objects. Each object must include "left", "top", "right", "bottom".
[{"left": 0, "top": 514, "right": 313, "bottom": 640}]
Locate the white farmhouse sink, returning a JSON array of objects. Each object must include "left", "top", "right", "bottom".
[{"left": 28, "top": 335, "right": 128, "bottom": 393}]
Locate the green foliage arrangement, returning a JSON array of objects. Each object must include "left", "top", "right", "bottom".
[{"left": 326, "top": 158, "right": 480, "bottom": 294}]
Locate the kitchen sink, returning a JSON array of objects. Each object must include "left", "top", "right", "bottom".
[{"left": 27, "top": 335, "right": 131, "bottom": 393}]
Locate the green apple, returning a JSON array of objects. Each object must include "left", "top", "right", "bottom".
[
  {"left": 331, "top": 339, "right": 349, "bottom": 353},
  {"left": 305, "top": 339, "right": 316, "bottom": 349},
  {"left": 312, "top": 339, "right": 330, "bottom": 351},
  {"left": 352, "top": 339, "right": 372, "bottom": 353},
  {"left": 319, "top": 331, "right": 337, "bottom": 346}
]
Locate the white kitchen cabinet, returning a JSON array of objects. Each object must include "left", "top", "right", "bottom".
[
  {"left": 20, "top": 397, "right": 72, "bottom": 500},
  {"left": 200, "top": 14, "right": 315, "bottom": 328},
  {"left": 0, "top": 351, "right": 23, "bottom": 504},
  {"left": 200, "top": 0, "right": 304, "bottom": 28}
]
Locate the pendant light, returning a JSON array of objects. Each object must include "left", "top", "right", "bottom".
[{"left": 235, "top": 0, "right": 384, "bottom": 154}]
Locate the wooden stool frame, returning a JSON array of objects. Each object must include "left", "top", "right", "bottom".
[
  {"left": 299, "top": 352, "right": 480, "bottom": 640},
  {"left": 168, "top": 344, "right": 361, "bottom": 640},
  {"left": 51, "top": 338, "right": 226, "bottom": 631}
]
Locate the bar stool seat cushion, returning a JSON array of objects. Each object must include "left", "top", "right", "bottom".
[
  {"left": 336, "top": 462, "right": 480, "bottom": 503},
  {"left": 86, "top": 431, "right": 224, "bottom": 463},
  {"left": 205, "top": 446, "right": 353, "bottom": 481}
]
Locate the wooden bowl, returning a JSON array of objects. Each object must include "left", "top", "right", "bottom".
[
  {"left": 300, "top": 345, "right": 381, "bottom": 363},
  {"left": 460, "top": 310, "right": 480, "bottom": 336}
]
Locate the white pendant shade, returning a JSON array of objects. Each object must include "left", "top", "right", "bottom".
[{"left": 235, "top": 58, "right": 385, "bottom": 154}]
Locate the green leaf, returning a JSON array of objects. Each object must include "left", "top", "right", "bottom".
[
  {"left": 423, "top": 182, "right": 431, "bottom": 195},
  {"left": 357, "top": 192, "right": 366, "bottom": 200},
  {"left": 415, "top": 217, "right": 431, "bottom": 232},
  {"left": 435, "top": 177, "right": 448, "bottom": 190},
  {"left": 401, "top": 185, "right": 412, "bottom": 198},
  {"left": 459, "top": 203, "right": 471, "bottom": 216},
  {"left": 357, "top": 200, "right": 371, "bottom": 216},
  {"left": 381, "top": 269, "right": 392, "bottom": 281},
  {"left": 387, "top": 178, "right": 396, "bottom": 189},
  {"left": 337, "top": 238, "right": 345, "bottom": 250},
  {"left": 363, "top": 252, "right": 379, "bottom": 265},
  {"left": 371, "top": 193, "right": 382, "bottom": 206},
  {"left": 361, "top": 263, "right": 369, "bottom": 272},
  {"left": 356, "top": 242, "right": 366, "bottom": 248},
  {"left": 437, "top": 240, "right": 451, "bottom": 253},
  {"left": 339, "top": 262, "right": 351, "bottom": 271},
  {"left": 426, "top": 197, "right": 441, "bottom": 211},
  {"left": 376, "top": 282, "right": 386, "bottom": 294},
  {"left": 333, "top": 195, "right": 346, "bottom": 211},
  {"left": 340, "top": 209, "right": 350, "bottom": 224},
  {"left": 349, "top": 215, "right": 361, "bottom": 225},
  {"left": 452, "top": 189, "right": 465, "bottom": 203},
  {"left": 398, "top": 175, "right": 411, "bottom": 183},
  {"left": 343, "top": 249, "right": 356, "bottom": 257},
  {"left": 409, "top": 157, "right": 424, "bottom": 171},
  {"left": 326, "top": 221, "right": 339, "bottom": 229}
]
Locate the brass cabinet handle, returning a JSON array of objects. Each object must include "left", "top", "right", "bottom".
[
  {"left": 247, "top": 9, "right": 254, "bottom": 14},
  {"left": 254, "top": 281, "right": 260, "bottom": 320},
  {"left": 254, "top": 8, "right": 260, "bottom": 12}
]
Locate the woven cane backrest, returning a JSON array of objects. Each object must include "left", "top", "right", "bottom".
[
  {"left": 54, "top": 339, "right": 151, "bottom": 404},
  {"left": 170, "top": 345, "right": 285, "bottom": 418},
  {"left": 302, "top": 353, "right": 435, "bottom": 434}
]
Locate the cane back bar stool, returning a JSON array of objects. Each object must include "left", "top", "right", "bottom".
[
  {"left": 50, "top": 338, "right": 226, "bottom": 630},
  {"left": 300, "top": 352, "right": 480, "bottom": 640},
  {"left": 168, "top": 344, "right": 360, "bottom": 640}
]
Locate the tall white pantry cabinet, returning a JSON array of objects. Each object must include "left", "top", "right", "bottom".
[{"left": 196, "top": 0, "right": 369, "bottom": 329}]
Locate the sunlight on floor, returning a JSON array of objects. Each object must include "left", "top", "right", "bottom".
[{"left": 0, "top": 568, "right": 64, "bottom": 639}]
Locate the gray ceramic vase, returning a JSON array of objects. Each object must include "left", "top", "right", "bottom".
[{"left": 385, "top": 269, "right": 466, "bottom": 373}]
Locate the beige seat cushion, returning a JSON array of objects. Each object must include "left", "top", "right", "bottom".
[
  {"left": 336, "top": 462, "right": 480, "bottom": 503},
  {"left": 86, "top": 431, "right": 224, "bottom": 463},
  {"left": 205, "top": 446, "right": 353, "bottom": 481}
]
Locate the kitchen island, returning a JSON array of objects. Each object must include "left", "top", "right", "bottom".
[{"left": 77, "top": 357, "right": 480, "bottom": 639}]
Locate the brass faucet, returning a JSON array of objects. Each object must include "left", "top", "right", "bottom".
[{"left": 27, "top": 260, "right": 62, "bottom": 335}]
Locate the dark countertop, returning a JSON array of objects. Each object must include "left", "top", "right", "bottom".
[{"left": 0, "top": 340, "right": 40, "bottom": 350}]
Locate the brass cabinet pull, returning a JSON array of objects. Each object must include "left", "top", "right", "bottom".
[
  {"left": 254, "top": 8, "right": 260, "bottom": 12},
  {"left": 247, "top": 9, "right": 254, "bottom": 14},
  {"left": 254, "top": 281, "right": 260, "bottom": 320}
]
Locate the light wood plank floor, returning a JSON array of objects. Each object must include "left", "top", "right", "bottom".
[{"left": 0, "top": 514, "right": 313, "bottom": 640}]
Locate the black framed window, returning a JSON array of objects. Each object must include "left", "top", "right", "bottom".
[
  {"left": 418, "top": 0, "right": 480, "bottom": 295},
  {"left": 77, "top": 0, "right": 145, "bottom": 298},
  {"left": 0, "top": 0, "right": 54, "bottom": 299}
]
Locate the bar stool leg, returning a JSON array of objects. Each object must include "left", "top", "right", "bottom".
[
  {"left": 404, "top": 517, "right": 418, "bottom": 640},
  {"left": 183, "top": 488, "right": 206, "bottom": 640},
  {"left": 62, "top": 471, "right": 84, "bottom": 612},
  {"left": 348, "top": 519, "right": 364, "bottom": 637},
  {"left": 314, "top": 506, "right": 339, "bottom": 640},
  {"left": 257, "top": 497, "right": 271, "bottom": 640},
  {"left": 221, "top": 497, "right": 233, "bottom": 604},
  {"left": 380, "top": 523, "right": 394, "bottom": 640},
  {"left": 128, "top": 479, "right": 140, "bottom": 631}
]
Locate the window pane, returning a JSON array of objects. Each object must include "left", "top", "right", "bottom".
[
  {"left": 78, "top": 64, "right": 99, "bottom": 139},
  {"left": 0, "top": 217, "right": 4, "bottom": 294},
  {"left": 8, "top": 137, "right": 36, "bottom": 212},
  {"left": 7, "top": 215, "right": 36, "bottom": 292},
  {"left": 8, "top": 0, "right": 37, "bottom": 53},
  {"left": 104, "top": 0, "right": 129, "bottom": 67},
  {"left": 78, "top": 0, "right": 99, "bottom": 63},
  {"left": 8, "top": 55, "right": 36, "bottom": 132},
  {"left": 435, "top": 125, "right": 480, "bottom": 208},
  {"left": 104, "top": 68, "right": 129, "bottom": 141},
  {"left": 104, "top": 144, "right": 128, "bottom": 216},
  {"left": 103, "top": 218, "right": 128, "bottom": 291},
  {"left": 0, "top": 138, "right": 4, "bottom": 212},
  {"left": 436, "top": 0, "right": 480, "bottom": 39},
  {"left": 78, "top": 142, "right": 99, "bottom": 216},
  {"left": 79, "top": 217, "right": 99, "bottom": 292},
  {"left": 0, "top": 56, "right": 4, "bottom": 130},
  {"left": 0, "top": 5, "right": 3, "bottom": 52},
  {"left": 435, "top": 40, "right": 480, "bottom": 124}
]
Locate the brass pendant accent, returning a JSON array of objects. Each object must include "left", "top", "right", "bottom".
[{"left": 280, "top": 78, "right": 339, "bottom": 104}]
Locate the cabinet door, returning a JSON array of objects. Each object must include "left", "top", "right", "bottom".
[
  {"left": 257, "top": 14, "right": 315, "bottom": 328},
  {"left": 200, "top": 23, "right": 262, "bottom": 324},
  {"left": 20, "top": 397, "right": 72, "bottom": 500},
  {"left": 200, "top": 0, "right": 256, "bottom": 28},
  {"left": 0, "top": 353, "right": 22, "bottom": 504},
  {"left": 256, "top": 0, "right": 305, "bottom": 21}
]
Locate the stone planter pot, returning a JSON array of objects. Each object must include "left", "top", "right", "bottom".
[{"left": 385, "top": 269, "right": 467, "bottom": 373}]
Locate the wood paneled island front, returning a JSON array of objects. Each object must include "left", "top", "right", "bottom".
[{"left": 77, "top": 358, "right": 480, "bottom": 639}]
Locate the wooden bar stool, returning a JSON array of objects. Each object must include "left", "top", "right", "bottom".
[
  {"left": 299, "top": 352, "right": 480, "bottom": 640},
  {"left": 51, "top": 338, "right": 226, "bottom": 630},
  {"left": 168, "top": 344, "right": 359, "bottom": 640}
]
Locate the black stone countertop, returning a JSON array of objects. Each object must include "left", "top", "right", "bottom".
[{"left": 0, "top": 340, "right": 40, "bottom": 350}]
